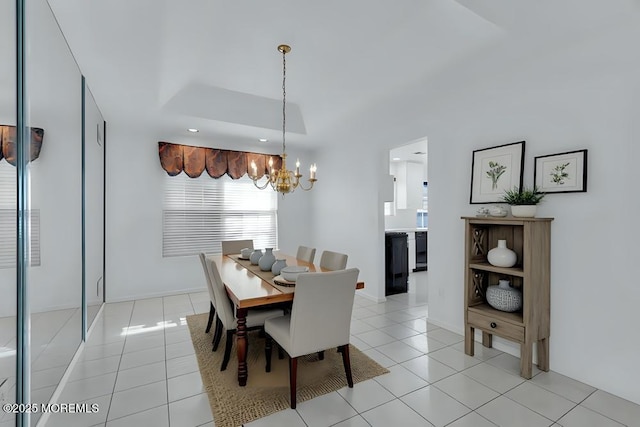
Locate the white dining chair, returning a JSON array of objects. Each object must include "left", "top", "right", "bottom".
[
  {"left": 221, "top": 239, "right": 254, "bottom": 255},
  {"left": 319, "top": 250, "right": 348, "bottom": 271},
  {"left": 205, "top": 257, "right": 283, "bottom": 371},
  {"left": 295, "top": 245, "right": 316, "bottom": 264},
  {"left": 198, "top": 253, "right": 222, "bottom": 347},
  {"left": 264, "top": 268, "right": 360, "bottom": 408}
]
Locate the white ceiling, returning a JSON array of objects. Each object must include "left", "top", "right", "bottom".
[{"left": 46, "top": 0, "right": 639, "bottom": 151}]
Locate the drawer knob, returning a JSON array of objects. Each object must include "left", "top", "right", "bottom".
[{"left": 490, "top": 322, "right": 497, "bottom": 328}]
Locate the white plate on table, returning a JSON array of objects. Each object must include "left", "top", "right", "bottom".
[{"left": 237, "top": 255, "right": 250, "bottom": 260}]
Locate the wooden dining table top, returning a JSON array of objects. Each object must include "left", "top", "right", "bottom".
[{"left": 212, "top": 252, "right": 363, "bottom": 309}]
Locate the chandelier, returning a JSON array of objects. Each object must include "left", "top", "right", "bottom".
[{"left": 250, "top": 44, "right": 317, "bottom": 194}]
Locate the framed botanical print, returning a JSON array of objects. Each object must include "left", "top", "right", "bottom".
[
  {"left": 534, "top": 149, "right": 587, "bottom": 193},
  {"left": 470, "top": 141, "right": 525, "bottom": 203}
]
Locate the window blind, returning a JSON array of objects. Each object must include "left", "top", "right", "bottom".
[
  {"left": 162, "top": 173, "right": 278, "bottom": 257},
  {"left": 0, "top": 162, "right": 41, "bottom": 268}
]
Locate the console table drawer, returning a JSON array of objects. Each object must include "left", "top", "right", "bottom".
[{"left": 468, "top": 310, "right": 524, "bottom": 342}]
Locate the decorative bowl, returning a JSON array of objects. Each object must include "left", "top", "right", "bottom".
[
  {"left": 489, "top": 205, "right": 508, "bottom": 217},
  {"left": 280, "top": 266, "right": 309, "bottom": 282}
]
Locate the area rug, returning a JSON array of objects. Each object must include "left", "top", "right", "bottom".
[{"left": 186, "top": 312, "right": 389, "bottom": 427}]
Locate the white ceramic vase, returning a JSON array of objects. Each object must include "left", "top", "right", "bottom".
[
  {"left": 486, "top": 279, "right": 522, "bottom": 312},
  {"left": 249, "top": 249, "right": 263, "bottom": 265},
  {"left": 510, "top": 205, "right": 537, "bottom": 217},
  {"left": 271, "top": 258, "right": 287, "bottom": 275},
  {"left": 258, "top": 248, "right": 276, "bottom": 271},
  {"left": 487, "top": 240, "right": 517, "bottom": 267}
]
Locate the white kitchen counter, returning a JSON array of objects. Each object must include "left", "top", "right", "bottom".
[{"left": 385, "top": 228, "right": 428, "bottom": 233}]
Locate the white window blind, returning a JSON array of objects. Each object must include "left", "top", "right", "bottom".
[
  {"left": 0, "top": 162, "right": 41, "bottom": 268},
  {"left": 163, "top": 173, "right": 278, "bottom": 257}
]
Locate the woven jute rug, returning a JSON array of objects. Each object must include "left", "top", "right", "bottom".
[{"left": 186, "top": 313, "right": 389, "bottom": 427}]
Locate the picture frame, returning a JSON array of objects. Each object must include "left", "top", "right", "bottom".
[
  {"left": 534, "top": 149, "right": 587, "bottom": 193},
  {"left": 470, "top": 141, "right": 525, "bottom": 204}
]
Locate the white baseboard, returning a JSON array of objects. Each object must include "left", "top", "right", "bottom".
[{"left": 356, "top": 289, "right": 386, "bottom": 303}]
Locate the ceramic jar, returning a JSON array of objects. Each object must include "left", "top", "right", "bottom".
[
  {"left": 487, "top": 240, "right": 517, "bottom": 268},
  {"left": 486, "top": 279, "right": 522, "bottom": 312},
  {"left": 271, "top": 258, "right": 287, "bottom": 275},
  {"left": 258, "top": 248, "right": 276, "bottom": 271},
  {"left": 249, "top": 249, "right": 263, "bottom": 265}
]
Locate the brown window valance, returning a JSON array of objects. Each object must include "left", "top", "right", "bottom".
[
  {"left": 0, "top": 125, "right": 45, "bottom": 165},
  {"left": 158, "top": 141, "right": 283, "bottom": 179}
]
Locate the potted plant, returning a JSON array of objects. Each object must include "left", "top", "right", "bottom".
[{"left": 500, "top": 186, "right": 545, "bottom": 217}]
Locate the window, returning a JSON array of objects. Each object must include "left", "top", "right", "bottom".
[
  {"left": 162, "top": 173, "right": 278, "bottom": 257},
  {"left": 0, "top": 162, "right": 41, "bottom": 268}
]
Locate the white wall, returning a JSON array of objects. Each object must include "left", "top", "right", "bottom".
[
  {"left": 424, "top": 25, "right": 640, "bottom": 404},
  {"left": 311, "top": 144, "right": 388, "bottom": 303},
  {"left": 105, "top": 123, "right": 315, "bottom": 302}
]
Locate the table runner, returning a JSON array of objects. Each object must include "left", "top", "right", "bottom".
[{"left": 227, "top": 254, "right": 300, "bottom": 294}]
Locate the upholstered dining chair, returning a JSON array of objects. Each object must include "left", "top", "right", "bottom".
[
  {"left": 205, "top": 257, "right": 283, "bottom": 371},
  {"left": 319, "top": 250, "right": 348, "bottom": 271},
  {"left": 264, "top": 268, "right": 360, "bottom": 409},
  {"left": 295, "top": 245, "right": 316, "bottom": 264},
  {"left": 221, "top": 239, "right": 254, "bottom": 255},
  {"left": 198, "top": 253, "right": 222, "bottom": 347}
]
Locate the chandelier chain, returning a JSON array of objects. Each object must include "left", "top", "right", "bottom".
[{"left": 282, "top": 47, "right": 287, "bottom": 155}]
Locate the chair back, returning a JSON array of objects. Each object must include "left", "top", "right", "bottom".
[
  {"left": 198, "top": 253, "right": 217, "bottom": 307},
  {"left": 205, "top": 257, "right": 236, "bottom": 329},
  {"left": 295, "top": 245, "right": 316, "bottom": 264},
  {"left": 319, "top": 250, "right": 348, "bottom": 271},
  {"left": 288, "top": 268, "right": 359, "bottom": 357},
  {"left": 221, "top": 239, "right": 254, "bottom": 255}
]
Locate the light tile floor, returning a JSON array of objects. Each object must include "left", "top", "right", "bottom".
[{"left": 43, "top": 271, "right": 640, "bottom": 427}]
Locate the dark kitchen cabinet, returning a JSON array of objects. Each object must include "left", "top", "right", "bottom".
[
  {"left": 385, "top": 232, "right": 408, "bottom": 295},
  {"left": 414, "top": 231, "right": 427, "bottom": 272}
]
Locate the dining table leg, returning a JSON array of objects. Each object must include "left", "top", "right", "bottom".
[{"left": 236, "top": 307, "right": 248, "bottom": 386}]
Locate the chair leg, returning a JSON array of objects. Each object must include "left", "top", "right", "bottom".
[
  {"left": 289, "top": 356, "right": 298, "bottom": 409},
  {"left": 317, "top": 350, "right": 325, "bottom": 360},
  {"left": 340, "top": 345, "right": 354, "bottom": 388},
  {"left": 265, "top": 334, "right": 273, "bottom": 372},
  {"left": 205, "top": 302, "right": 215, "bottom": 333},
  {"left": 278, "top": 345, "right": 285, "bottom": 360},
  {"left": 212, "top": 317, "right": 223, "bottom": 351},
  {"left": 220, "top": 330, "right": 235, "bottom": 371}
]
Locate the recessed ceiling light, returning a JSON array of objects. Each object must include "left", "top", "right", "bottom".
[
  {"left": 392, "top": 157, "right": 401, "bottom": 161},
  {"left": 187, "top": 128, "right": 199, "bottom": 133},
  {"left": 259, "top": 138, "right": 268, "bottom": 142}
]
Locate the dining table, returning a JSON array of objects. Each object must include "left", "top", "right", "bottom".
[{"left": 212, "top": 251, "right": 364, "bottom": 386}]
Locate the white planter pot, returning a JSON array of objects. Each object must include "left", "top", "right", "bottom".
[{"left": 510, "top": 205, "right": 537, "bottom": 217}]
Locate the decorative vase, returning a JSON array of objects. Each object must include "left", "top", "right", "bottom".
[
  {"left": 486, "top": 279, "right": 522, "bottom": 312},
  {"left": 511, "top": 205, "right": 537, "bottom": 218},
  {"left": 487, "top": 240, "right": 517, "bottom": 267},
  {"left": 258, "top": 248, "right": 276, "bottom": 271},
  {"left": 271, "top": 258, "right": 287, "bottom": 275},
  {"left": 249, "top": 249, "right": 263, "bottom": 265},
  {"left": 489, "top": 205, "right": 508, "bottom": 217}
]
